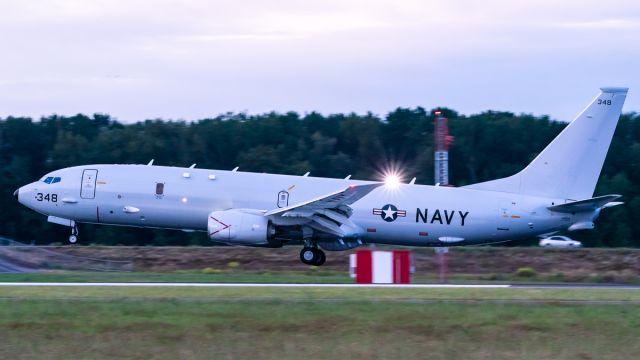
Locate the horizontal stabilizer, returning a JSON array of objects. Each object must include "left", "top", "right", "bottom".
[
  {"left": 547, "top": 194, "right": 622, "bottom": 213},
  {"left": 602, "top": 201, "right": 624, "bottom": 209}
]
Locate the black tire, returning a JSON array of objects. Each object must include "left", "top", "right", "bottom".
[
  {"left": 314, "top": 250, "right": 326, "bottom": 266},
  {"left": 300, "top": 247, "right": 317, "bottom": 265}
]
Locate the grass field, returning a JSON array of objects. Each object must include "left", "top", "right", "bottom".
[
  {"left": 3, "top": 247, "right": 640, "bottom": 358},
  {"left": 6, "top": 245, "right": 640, "bottom": 283},
  {"left": 1, "top": 286, "right": 640, "bottom": 359}
]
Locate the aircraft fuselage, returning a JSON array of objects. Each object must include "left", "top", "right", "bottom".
[{"left": 17, "top": 164, "right": 568, "bottom": 246}]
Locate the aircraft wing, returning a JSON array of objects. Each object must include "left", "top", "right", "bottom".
[
  {"left": 265, "top": 183, "right": 382, "bottom": 237},
  {"left": 547, "top": 194, "right": 622, "bottom": 213}
]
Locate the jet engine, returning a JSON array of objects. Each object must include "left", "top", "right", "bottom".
[{"left": 208, "top": 210, "right": 272, "bottom": 245}]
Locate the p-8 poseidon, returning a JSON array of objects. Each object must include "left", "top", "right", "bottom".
[{"left": 15, "top": 88, "right": 628, "bottom": 265}]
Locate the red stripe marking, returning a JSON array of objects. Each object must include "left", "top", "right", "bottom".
[
  {"left": 393, "top": 250, "right": 411, "bottom": 284},
  {"left": 419, "top": 231, "right": 428, "bottom": 236},
  {"left": 208, "top": 216, "right": 231, "bottom": 237},
  {"left": 367, "top": 228, "right": 377, "bottom": 233},
  {"left": 356, "top": 250, "right": 373, "bottom": 284}
]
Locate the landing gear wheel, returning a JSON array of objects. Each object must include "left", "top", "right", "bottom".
[
  {"left": 299, "top": 247, "right": 326, "bottom": 266},
  {"left": 300, "top": 247, "right": 317, "bottom": 265},
  {"left": 315, "top": 250, "right": 326, "bottom": 266},
  {"left": 69, "top": 224, "right": 79, "bottom": 244}
]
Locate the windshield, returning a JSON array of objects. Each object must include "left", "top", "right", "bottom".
[{"left": 42, "top": 176, "right": 61, "bottom": 184}]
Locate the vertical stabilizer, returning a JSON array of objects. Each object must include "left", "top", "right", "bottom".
[{"left": 466, "top": 87, "right": 628, "bottom": 200}]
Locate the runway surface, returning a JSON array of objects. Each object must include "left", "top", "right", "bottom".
[{"left": 1, "top": 282, "right": 639, "bottom": 289}]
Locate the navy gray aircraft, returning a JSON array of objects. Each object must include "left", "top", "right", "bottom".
[{"left": 14, "top": 88, "right": 628, "bottom": 265}]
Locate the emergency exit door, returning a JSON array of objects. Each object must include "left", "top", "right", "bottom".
[
  {"left": 277, "top": 191, "right": 289, "bottom": 208},
  {"left": 81, "top": 169, "right": 98, "bottom": 199}
]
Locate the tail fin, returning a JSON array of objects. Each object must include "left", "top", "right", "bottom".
[{"left": 466, "top": 87, "right": 628, "bottom": 200}]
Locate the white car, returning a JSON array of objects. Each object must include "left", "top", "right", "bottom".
[{"left": 539, "top": 235, "right": 582, "bottom": 248}]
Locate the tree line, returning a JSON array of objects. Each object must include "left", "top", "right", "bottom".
[{"left": 1, "top": 108, "right": 638, "bottom": 247}]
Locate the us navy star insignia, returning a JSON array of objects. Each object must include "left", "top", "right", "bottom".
[{"left": 372, "top": 204, "right": 406, "bottom": 222}]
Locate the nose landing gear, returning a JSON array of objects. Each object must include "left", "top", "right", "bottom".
[{"left": 69, "top": 225, "right": 79, "bottom": 244}]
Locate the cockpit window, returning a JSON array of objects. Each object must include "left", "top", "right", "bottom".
[{"left": 42, "top": 176, "right": 61, "bottom": 184}]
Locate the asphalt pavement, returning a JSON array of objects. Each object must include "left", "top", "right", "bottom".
[{"left": 0, "top": 282, "right": 639, "bottom": 289}]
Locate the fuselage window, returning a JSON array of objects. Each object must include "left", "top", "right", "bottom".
[{"left": 156, "top": 183, "right": 164, "bottom": 195}]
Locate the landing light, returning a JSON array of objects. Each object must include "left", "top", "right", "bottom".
[{"left": 384, "top": 174, "right": 401, "bottom": 189}]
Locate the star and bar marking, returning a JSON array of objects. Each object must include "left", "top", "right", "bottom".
[{"left": 373, "top": 204, "right": 407, "bottom": 222}]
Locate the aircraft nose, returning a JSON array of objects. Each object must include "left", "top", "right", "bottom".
[{"left": 13, "top": 189, "right": 19, "bottom": 201}]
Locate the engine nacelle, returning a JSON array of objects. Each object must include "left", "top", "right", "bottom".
[{"left": 208, "top": 210, "right": 270, "bottom": 245}]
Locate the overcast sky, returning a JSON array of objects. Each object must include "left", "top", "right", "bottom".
[{"left": 0, "top": 0, "right": 638, "bottom": 122}]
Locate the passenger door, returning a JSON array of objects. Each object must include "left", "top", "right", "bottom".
[{"left": 80, "top": 169, "right": 98, "bottom": 199}]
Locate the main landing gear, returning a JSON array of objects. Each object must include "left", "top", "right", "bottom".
[
  {"left": 300, "top": 247, "right": 326, "bottom": 266},
  {"left": 69, "top": 224, "right": 78, "bottom": 244},
  {"left": 299, "top": 228, "right": 326, "bottom": 266}
]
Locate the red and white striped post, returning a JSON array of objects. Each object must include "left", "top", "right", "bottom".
[{"left": 349, "top": 249, "right": 412, "bottom": 284}]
